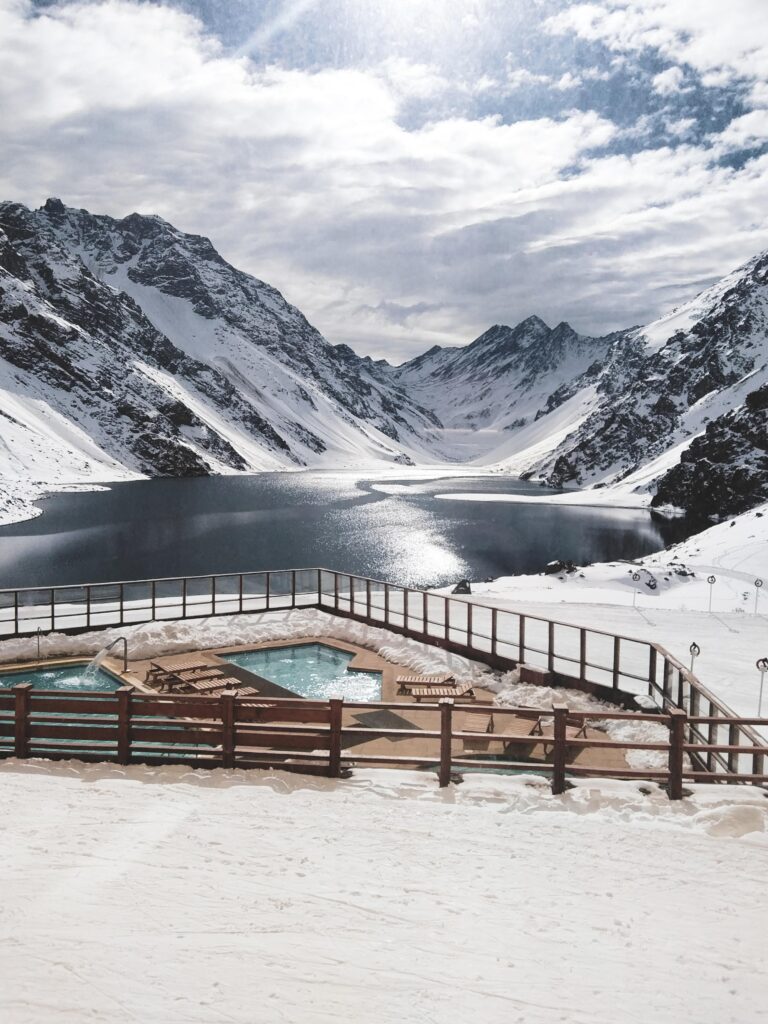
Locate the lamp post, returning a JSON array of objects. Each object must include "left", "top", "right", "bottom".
[
  {"left": 689, "top": 641, "right": 700, "bottom": 675},
  {"left": 758, "top": 658, "right": 768, "bottom": 717}
]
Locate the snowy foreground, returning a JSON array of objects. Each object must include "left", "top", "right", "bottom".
[{"left": 0, "top": 760, "right": 766, "bottom": 1024}]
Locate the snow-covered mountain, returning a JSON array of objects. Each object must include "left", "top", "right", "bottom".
[
  {"left": 0, "top": 198, "right": 444, "bottom": 520},
  {"left": 0, "top": 197, "right": 766, "bottom": 525},
  {"left": 392, "top": 249, "right": 768, "bottom": 516}
]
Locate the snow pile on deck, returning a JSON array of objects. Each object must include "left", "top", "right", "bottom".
[
  {"left": 0, "top": 761, "right": 765, "bottom": 1024},
  {"left": 0, "top": 607, "right": 494, "bottom": 685}
]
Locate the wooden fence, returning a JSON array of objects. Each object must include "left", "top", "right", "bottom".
[
  {"left": 1, "top": 687, "right": 766, "bottom": 796},
  {"left": 0, "top": 566, "right": 764, "bottom": 782}
]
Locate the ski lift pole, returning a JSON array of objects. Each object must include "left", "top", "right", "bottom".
[
  {"left": 758, "top": 658, "right": 768, "bottom": 717},
  {"left": 707, "top": 575, "right": 716, "bottom": 613},
  {"left": 632, "top": 572, "right": 640, "bottom": 608},
  {"left": 755, "top": 578, "right": 763, "bottom": 615}
]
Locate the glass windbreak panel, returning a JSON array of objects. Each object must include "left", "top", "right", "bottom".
[
  {"left": 469, "top": 605, "right": 492, "bottom": 654},
  {"left": 0, "top": 592, "right": 14, "bottom": 636},
  {"left": 424, "top": 594, "right": 444, "bottom": 638},
  {"left": 495, "top": 610, "right": 520, "bottom": 661},
  {"left": 447, "top": 600, "right": 468, "bottom": 646},
  {"left": 17, "top": 590, "right": 54, "bottom": 633},
  {"left": 213, "top": 575, "right": 241, "bottom": 615},
  {"left": 549, "top": 623, "right": 581, "bottom": 681},
  {"left": 521, "top": 616, "right": 549, "bottom": 668},
  {"left": 351, "top": 578, "right": 369, "bottom": 618},
  {"left": 336, "top": 574, "right": 352, "bottom": 614},
  {"left": 241, "top": 573, "right": 267, "bottom": 612},
  {"left": 52, "top": 586, "right": 88, "bottom": 631},
  {"left": 406, "top": 591, "right": 425, "bottom": 633},
  {"left": 295, "top": 569, "right": 319, "bottom": 607},
  {"left": 155, "top": 579, "right": 184, "bottom": 620},
  {"left": 367, "top": 581, "right": 387, "bottom": 622},
  {"left": 621, "top": 638, "right": 652, "bottom": 695},
  {"left": 319, "top": 570, "right": 336, "bottom": 609},
  {"left": 122, "top": 582, "right": 153, "bottom": 623},
  {"left": 268, "top": 571, "right": 293, "bottom": 609},
  {"left": 185, "top": 577, "right": 214, "bottom": 617},
  {"left": 386, "top": 585, "right": 405, "bottom": 628},
  {"left": 88, "top": 584, "right": 122, "bottom": 627},
  {"left": 584, "top": 631, "right": 615, "bottom": 688}
]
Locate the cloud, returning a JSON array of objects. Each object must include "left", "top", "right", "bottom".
[
  {"left": 0, "top": 0, "right": 766, "bottom": 364},
  {"left": 547, "top": 1, "right": 768, "bottom": 103},
  {"left": 652, "top": 65, "right": 685, "bottom": 95}
]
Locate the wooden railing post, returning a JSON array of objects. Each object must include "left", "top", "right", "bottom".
[
  {"left": 13, "top": 683, "right": 32, "bottom": 759},
  {"left": 466, "top": 603, "right": 473, "bottom": 648},
  {"left": 491, "top": 608, "right": 498, "bottom": 657},
  {"left": 366, "top": 579, "right": 371, "bottom": 621},
  {"left": 551, "top": 702, "right": 569, "bottom": 795},
  {"left": 444, "top": 597, "right": 450, "bottom": 641},
  {"left": 547, "top": 621, "right": 555, "bottom": 672},
  {"left": 579, "top": 629, "right": 587, "bottom": 684},
  {"left": 422, "top": 591, "right": 428, "bottom": 636},
  {"left": 116, "top": 685, "right": 133, "bottom": 765},
  {"left": 334, "top": 572, "right": 339, "bottom": 610},
  {"left": 439, "top": 698, "right": 454, "bottom": 788},
  {"left": 727, "top": 723, "right": 739, "bottom": 774},
  {"left": 384, "top": 582, "right": 389, "bottom": 623},
  {"left": 266, "top": 572, "right": 271, "bottom": 611},
  {"left": 328, "top": 696, "right": 344, "bottom": 778},
  {"left": 292, "top": 569, "right": 297, "bottom": 609},
  {"left": 221, "top": 690, "right": 237, "bottom": 769},
  {"left": 667, "top": 708, "right": 687, "bottom": 800},
  {"left": 612, "top": 636, "right": 620, "bottom": 688}
]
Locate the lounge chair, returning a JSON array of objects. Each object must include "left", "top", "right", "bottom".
[
  {"left": 408, "top": 683, "right": 475, "bottom": 702},
  {"left": 396, "top": 673, "right": 454, "bottom": 695}
]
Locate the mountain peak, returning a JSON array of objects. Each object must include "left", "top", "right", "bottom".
[{"left": 43, "top": 197, "right": 67, "bottom": 216}]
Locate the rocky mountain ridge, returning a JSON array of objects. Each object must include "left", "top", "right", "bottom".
[{"left": 1, "top": 198, "right": 766, "bottom": 523}]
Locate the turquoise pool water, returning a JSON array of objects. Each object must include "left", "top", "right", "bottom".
[
  {"left": 222, "top": 643, "right": 382, "bottom": 702},
  {"left": 0, "top": 664, "right": 118, "bottom": 692}
]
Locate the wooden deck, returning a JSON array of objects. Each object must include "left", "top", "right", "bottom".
[{"left": 123, "top": 637, "right": 631, "bottom": 774}]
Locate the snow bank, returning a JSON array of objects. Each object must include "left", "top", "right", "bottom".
[
  {"left": 0, "top": 608, "right": 495, "bottom": 686},
  {"left": 0, "top": 761, "right": 765, "bottom": 1024}
]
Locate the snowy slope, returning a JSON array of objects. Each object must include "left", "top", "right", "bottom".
[
  {"left": 393, "top": 318, "right": 616, "bottom": 463},
  {"left": 0, "top": 761, "right": 765, "bottom": 1024}
]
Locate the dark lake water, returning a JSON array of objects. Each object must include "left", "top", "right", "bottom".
[{"left": 0, "top": 474, "right": 694, "bottom": 590}]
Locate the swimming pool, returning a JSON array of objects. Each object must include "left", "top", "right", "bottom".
[
  {"left": 221, "top": 643, "right": 382, "bottom": 702},
  {"left": 0, "top": 664, "right": 119, "bottom": 692}
]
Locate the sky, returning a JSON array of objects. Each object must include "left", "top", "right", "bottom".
[{"left": 1, "top": 0, "right": 767, "bottom": 362}]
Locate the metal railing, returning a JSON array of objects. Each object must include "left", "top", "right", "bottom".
[{"left": 0, "top": 566, "right": 764, "bottom": 782}]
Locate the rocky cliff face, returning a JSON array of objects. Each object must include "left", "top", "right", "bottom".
[
  {"left": 651, "top": 383, "right": 768, "bottom": 517},
  {"left": 0, "top": 198, "right": 440, "bottom": 494}
]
